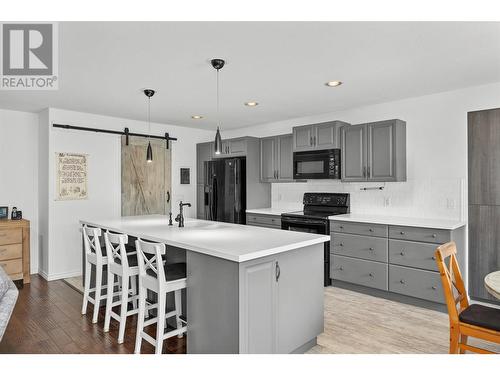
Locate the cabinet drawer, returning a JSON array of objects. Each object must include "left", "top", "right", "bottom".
[
  {"left": 331, "top": 233, "right": 388, "bottom": 262},
  {"left": 246, "top": 214, "right": 281, "bottom": 228},
  {"left": 0, "top": 228, "right": 22, "bottom": 245},
  {"left": 0, "top": 244, "right": 22, "bottom": 261},
  {"left": 389, "top": 265, "right": 443, "bottom": 303},
  {"left": 389, "top": 225, "right": 450, "bottom": 244},
  {"left": 0, "top": 258, "right": 22, "bottom": 275},
  {"left": 331, "top": 221, "right": 387, "bottom": 238},
  {"left": 331, "top": 255, "right": 388, "bottom": 290},
  {"left": 388, "top": 239, "right": 438, "bottom": 271}
]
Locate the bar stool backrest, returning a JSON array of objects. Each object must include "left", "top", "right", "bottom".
[
  {"left": 104, "top": 231, "right": 129, "bottom": 268},
  {"left": 83, "top": 225, "right": 104, "bottom": 260},
  {"left": 135, "top": 239, "right": 166, "bottom": 290}
]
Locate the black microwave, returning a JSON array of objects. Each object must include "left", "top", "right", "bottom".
[{"left": 293, "top": 149, "right": 341, "bottom": 180}]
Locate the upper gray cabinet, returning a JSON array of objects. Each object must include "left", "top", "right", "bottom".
[
  {"left": 341, "top": 119, "right": 406, "bottom": 182},
  {"left": 196, "top": 141, "right": 213, "bottom": 184},
  {"left": 292, "top": 121, "right": 348, "bottom": 152},
  {"left": 260, "top": 134, "right": 293, "bottom": 182},
  {"left": 213, "top": 137, "right": 248, "bottom": 158}
]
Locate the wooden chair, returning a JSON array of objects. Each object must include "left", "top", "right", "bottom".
[{"left": 435, "top": 241, "right": 500, "bottom": 354}]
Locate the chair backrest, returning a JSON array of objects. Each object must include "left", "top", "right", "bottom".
[
  {"left": 435, "top": 241, "right": 469, "bottom": 324},
  {"left": 104, "top": 231, "right": 129, "bottom": 268},
  {"left": 82, "top": 225, "right": 104, "bottom": 259},
  {"left": 135, "top": 238, "right": 166, "bottom": 284}
]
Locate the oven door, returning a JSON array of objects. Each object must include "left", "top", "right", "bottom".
[
  {"left": 293, "top": 149, "right": 340, "bottom": 180},
  {"left": 281, "top": 216, "right": 331, "bottom": 286}
]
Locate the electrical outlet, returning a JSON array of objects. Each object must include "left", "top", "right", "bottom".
[
  {"left": 447, "top": 198, "right": 456, "bottom": 209},
  {"left": 383, "top": 197, "right": 391, "bottom": 207}
]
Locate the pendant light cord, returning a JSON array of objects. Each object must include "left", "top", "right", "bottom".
[
  {"left": 148, "top": 96, "right": 151, "bottom": 139},
  {"left": 216, "top": 68, "right": 220, "bottom": 128}
]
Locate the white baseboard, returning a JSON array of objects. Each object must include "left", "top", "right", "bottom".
[{"left": 37, "top": 269, "right": 82, "bottom": 281}]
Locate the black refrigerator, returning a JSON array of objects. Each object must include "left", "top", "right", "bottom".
[{"left": 204, "top": 158, "right": 246, "bottom": 224}]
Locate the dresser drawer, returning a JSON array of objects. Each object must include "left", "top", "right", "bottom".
[
  {"left": 388, "top": 239, "right": 438, "bottom": 271},
  {"left": 388, "top": 225, "right": 450, "bottom": 244},
  {"left": 331, "top": 255, "right": 388, "bottom": 290},
  {"left": 246, "top": 214, "right": 281, "bottom": 228},
  {"left": 331, "top": 233, "right": 388, "bottom": 262},
  {"left": 0, "top": 228, "right": 22, "bottom": 245},
  {"left": 389, "top": 265, "right": 443, "bottom": 303},
  {"left": 0, "top": 244, "right": 22, "bottom": 261},
  {"left": 331, "top": 221, "right": 388, "bottom": 238},
  {"left": 0, "top": 258, "right": 22, "bottom": 275}
]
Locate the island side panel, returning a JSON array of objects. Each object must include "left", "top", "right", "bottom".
[{"left": 186, "top": 251, "right": 240, "bottom": 354}]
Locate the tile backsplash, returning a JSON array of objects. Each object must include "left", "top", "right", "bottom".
[{"left": 271, "top": 178, "right": 465, "bottom": 221}]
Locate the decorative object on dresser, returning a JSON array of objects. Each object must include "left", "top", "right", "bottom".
[
  {"left": 0, "top": 219, "right": 30, "bottom": 285},
  {"left": 10, "top": 207, "right": 22, "bottom": 220},
  {"left": 330, "top": 217, "right": 465, "bottom": 305},
  {"left": 0, "top": 207, "right": 8, "bottom": 220}
]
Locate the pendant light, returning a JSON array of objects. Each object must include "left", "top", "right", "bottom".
[
  {"left": 144, "top": 89, "right": 155, "bottom": 163},
  {"left": 211, "top": 59, "right": 225, "bottom": 154}
]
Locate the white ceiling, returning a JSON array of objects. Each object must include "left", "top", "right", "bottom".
[{"left": 1, "top": 22, "right": 500, "bottom": 130}]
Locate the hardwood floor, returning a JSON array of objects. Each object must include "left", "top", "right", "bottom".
[
  {"left": 1, "top": 275, "right": 499, "bottom": 354},
  {"left": 0, "top": 275, "right": 185, "bottom": 354}
]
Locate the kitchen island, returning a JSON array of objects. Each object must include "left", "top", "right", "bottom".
[{"left": 80, "top": 215, "right": 329, "bottom": 354}]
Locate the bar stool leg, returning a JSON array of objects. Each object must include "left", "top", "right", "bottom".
[
  {"left": 104, "top": 272, "right": 114, "bottom": 332},
  {"left": 134, "top": 285, "right": 146, "bottom": 354},
  {"left": 131, "top": 275, "right": 138, "bottom": 310},
  {"left": 93, "top": 263, "right": 103, "bottom": 324},
  {"left": 118, "top": 274, "right": 129, "bottom": 344},
  {"left": 174, "top": 289, "right": 183, "bottom": 338},
  {"left": 81, "top": 261, "right": 91, "bottom": 315},
  {"left": 155, "top": 291, "right": 166, "bottom": 354}
]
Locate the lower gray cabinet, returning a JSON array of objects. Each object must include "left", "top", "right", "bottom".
[
  {"left": 239, "top": 244, "right": 324, "bottom": 353},
  {"left": 388, "top": 265, "right": 443, "bottom": 303},
  {"left": 246, "top": 213, "right": 281, "bottom": 229},
  {"left": 331, "top": 255, "right": 388, "bottom": 290},
  {"left": 331, "top": 219, "right": 466, "bottom": 305}
]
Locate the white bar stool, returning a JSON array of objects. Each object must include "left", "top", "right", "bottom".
[
  {"left": 81, "top": 225, "right": 116, "bottom": 324},
  {"left": 134, "top": 238, "right": 187, "bottom": 354},
  {"left": 103, "top": 231, "right": 140, "bottom": 344}
]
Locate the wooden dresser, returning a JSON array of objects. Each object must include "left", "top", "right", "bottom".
[{"left": 0, "top": 219, "right": 30, "bottom": 284}]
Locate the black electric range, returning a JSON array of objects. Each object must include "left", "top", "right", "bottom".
[{"left": 281, "top": 193, "right": 350, "bottom": 286}]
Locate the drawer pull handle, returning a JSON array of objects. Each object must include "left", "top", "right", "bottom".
[
  {"left": 339, "top": 266, "right": 343, "bottom": 271},
  {"left": 339, "top": 243, "right": 343, "bottom": 247},
  {"left": 431, "top": 256, "right": 436, "bottom": 261},
  {"left": 369, "top": 272, "right": 374, "bottom": 277},
  {"left": 400, "top": 231, "right": 405, "bottom": 235},
  {"left": 339, "top": 226, "right": 344, "bottom": 229},
  {"left": 400, "top": 279, "right": 405, "bottom": 284},
  {"left": 432, "top": 234, "right": 437, "bottom": 238},
  {"left": 400, "top": 251, "right": 405, "bottom": 256},
  {"left": 431, "top": 286, "right": 437, "bottom": 290},
  {"left": 369, "top": 247, "right": 374, "bottom": 251},
  {"left": 369, "top": 228, "right": 374, "bottom": 232}
]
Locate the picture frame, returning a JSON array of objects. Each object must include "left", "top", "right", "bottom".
[{"left": 180, "top": 168, "right": 190, "bottom": 184}]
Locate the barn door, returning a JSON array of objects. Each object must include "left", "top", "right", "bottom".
[{"left": 121, "top": 136, "right": 171, "bottom": 216}]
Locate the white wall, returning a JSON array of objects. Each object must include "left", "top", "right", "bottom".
[
  {"left": 0, "top": 109, "right": 40, "bottom": 274},
  {"left": 41, "top": 108, "right": 212, "bottom": 280},
  {"left": 224, "top": 82, "right": 500, "bottom": 220}
]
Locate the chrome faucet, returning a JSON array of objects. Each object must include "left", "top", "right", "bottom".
[{"left": 175, "top": 201, "right": 191, "bottom": 227}]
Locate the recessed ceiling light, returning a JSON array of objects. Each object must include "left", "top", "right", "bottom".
[
  {"left": 325, "top": 81, "right": 343, "bottom": 87},
  {"left": 191, "top": 115, "right": 203, "bottom": 119},
  {"left": 244, "top": 101, "right": 259, "bottom": 107}
]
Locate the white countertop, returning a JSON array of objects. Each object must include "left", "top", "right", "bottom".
[
  {"left": 246, "top": 207, "right": 297, "bottom": 216},
  {"left": 80, "top": 215, "right": 329, "bottom": 263},
  {"left": 329, "top": 213, "right": 466, "bottom": 230}
]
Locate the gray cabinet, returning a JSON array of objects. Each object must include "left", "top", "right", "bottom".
[
  {"left": 292, "top": 121, "right": 347, "bottom": 152},
  {"left": 341, "top": 119, "right": 406, "bottom": 182},
  {"left": 260, "top": 134, "right": 293, "bottom": 182},
  {"left": 246, "top": 213, "right": 281, "bottom": 229},
  {"left": 196, "top": 142, "right": 213, "bottom": 184},
  {"left": 213, "top": 137, "right": 248, "bottom": 158},
  {"left": 239, "top": 243, "right": 323, "bottom": 353},
  {"left": 331, "top": 219, "right": 465, "bottom": 305}
]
